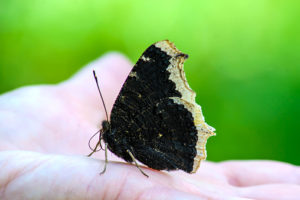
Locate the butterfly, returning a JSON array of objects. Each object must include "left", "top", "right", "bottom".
[{"left": 88, "top": 40, "right": 215, "bottom": 177}]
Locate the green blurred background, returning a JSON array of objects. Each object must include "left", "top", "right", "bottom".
[{"left": 1, "top": 0, "right": 299, "bottom": 164}]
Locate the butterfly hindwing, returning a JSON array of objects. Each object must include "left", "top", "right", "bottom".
[{"left": 128, "top": 97, "right": 199, "bottom": 172}]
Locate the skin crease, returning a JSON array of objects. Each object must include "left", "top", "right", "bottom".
[{"left": 0, "top": 53, "right": 300, "bottom": 200}]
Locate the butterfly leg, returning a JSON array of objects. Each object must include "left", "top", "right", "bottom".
[
  {"left": 127, "top": 150, "right": 149, "bottom": 178},
  {"left": 100, "top": 143, "right": 108, "bottom": 175},
  {"left": 87, "top": 140, "right": 100, "bottom": 157}
]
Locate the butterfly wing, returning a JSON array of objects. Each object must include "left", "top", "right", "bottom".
[{"left": 106, "top": 40, "right": 215, "bottom": 173}]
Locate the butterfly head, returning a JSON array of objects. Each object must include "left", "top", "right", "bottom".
[{"left": 101, "top": 120, "right": 110, "bottom": 133}]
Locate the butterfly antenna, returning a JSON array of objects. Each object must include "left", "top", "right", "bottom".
[{"left": 93, "top": 70, "right": 109, "bottom": 122}]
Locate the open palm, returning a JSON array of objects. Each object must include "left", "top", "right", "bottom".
[{"left": 0, "top": 53, "right": 299, "bottom": 200}]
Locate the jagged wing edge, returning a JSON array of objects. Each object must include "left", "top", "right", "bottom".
[{"left": 155, "top": 40, "right": 216, "bottom": 173}]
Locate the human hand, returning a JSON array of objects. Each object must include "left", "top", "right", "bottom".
[{"left": 0, "top": 53, "right": 299, "bottom": 200}]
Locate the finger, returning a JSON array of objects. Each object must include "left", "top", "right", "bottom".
[
  {"left": 237, "top": 184, "right": 300, "bottom": 200},
  {"left": 0, "top": 151, "right": 229, "bottom": 200},
  {"left": 0, "top": 53, "right": 132, "bottom": 152},
  {"left": 171, "top": 161, "right": 230, "bottom": 186},
  {"left": 220, "top": 160, "right": 300, "bottom": 187},
  {"left": 58, "top": 53, "right": 132, "bottom": 158},
  {"left": 60, "top": 53, "right": 132, "bottom": 125},
  {"left": 0, "top": 150, "right": 155, "bottom": 200}
]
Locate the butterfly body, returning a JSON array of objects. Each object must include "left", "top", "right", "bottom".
[{"left": 100, "top": 41, "right": 215, "bottom": 174}]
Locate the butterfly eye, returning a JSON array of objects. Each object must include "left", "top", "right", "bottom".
[{"left": 101, "top": 120, "right": 110, "bottom": 131}]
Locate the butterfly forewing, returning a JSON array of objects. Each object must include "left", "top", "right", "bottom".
[{"left": 102, "top": 40, "right": 215, "bottom": 173}]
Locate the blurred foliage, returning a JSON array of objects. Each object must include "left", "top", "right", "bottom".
[{"left": 0, "top": 0, "right": 299, "bottom": 164}]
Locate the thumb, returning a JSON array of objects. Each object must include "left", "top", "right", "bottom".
[{"left": 60, "top": 52, "right": 132, "bottom": 125}]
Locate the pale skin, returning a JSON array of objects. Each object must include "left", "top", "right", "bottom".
[{"left": 0, "top": 53, "right": 299, "bottom": 200}]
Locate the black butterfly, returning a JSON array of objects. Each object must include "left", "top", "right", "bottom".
[{"left": 88, "top": 40, "right": 215, "bottom": 177}]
